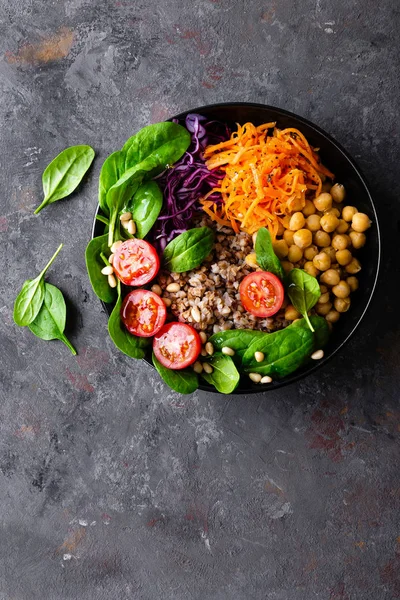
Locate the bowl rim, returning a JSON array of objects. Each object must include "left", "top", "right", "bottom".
[{"left": 92, "top": 101, "right": 381, "bottom": 395}]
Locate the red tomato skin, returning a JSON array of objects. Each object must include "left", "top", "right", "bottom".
[
  {"left": 113, "top": 239, "right": 160, "bottom": 286},
  {"left": 121, "top": 290, "right": 166, "bottom": 337},
  {"left": 239, "top": 271, "right": 284, "bottom": 317},
  {"left": 153, "top": 322, "right": 202, "bottom": 370}
]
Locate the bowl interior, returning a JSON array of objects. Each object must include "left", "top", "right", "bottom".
[{"left": 93, "top": 102, "right": 380, "bottom": 394}]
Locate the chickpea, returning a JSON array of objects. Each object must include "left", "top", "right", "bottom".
[
  {"left": 283, "top": 229, "right": 295, "bottom": 246},
  {"left": 304, "top": 244, "right": 318, "bottom": 260},
  {"left": 320, "top": 284, "right": 328, "bottom": 294},
  {"left": 304, "top": 261, "right": 320, "bottom": 277},
  {"left": 273, "top": 239, "right": 289, "bottom": 259},
  {"left": 335, "top": 249, "right": 353, "bottom": 266},
  {"left": 345, "top": 257, "right": 362, "bottom": 274},
  {"left": 293, "top": 229, "right": 313, "bottom": 249},
  {"left": 342, "top": 205, "right": 358, "bottom": 222},
  {"left": 315, "top": 301, "right": 333, "bottom": 316},
  {"left": 288, "top": 244, "right": 303, "bottom": 263},
  {"left": 314, "top": 192, "right": 332, "bottom": 212},
  {"left": 332, "top": 280, "right": 351, "bottom": 299},
  {"left": 319, "top": 292, "right": 331, "bottom": 304},
  {"left": 334, "top": 297, "right": 351, "bottom": 313},
  {"left": 332, "top": 234, "right": 348, "bottom": 251},
  {"left": 314, "top": 230, "right": 331, "bottom": 248},
  {"left": 320, "top": 213, "right": 340, "bottom": 233},
  {"left": 352, "top": 212, "right": 371, "bottom": 233},
  {"left": 285, "top": 305, "right": 301, "bottom": 320},
  {"left": 325, "top": 310, "right": 340, "bottom": 323},
  {"left": 289, "top": 212, "right": 306, "bottom": 231},
  {"left": 282, "top": 215, "right": 291, "bottom": 229},
  {"left": 306, "top": 214, "right": 321, "bottom": 232},
  {"left": 336, "top": 219, "right": 349, "bottom": 234},
  {"left": 277, "top": 221, "right": 285, "bottom": 236},
  {"left": 313, "top": 252, "right": 331, "bottom": 271},
  {"left": 325, "top": 208, "right": 341, "bottom": 218},
  {"left": 320, "top": 269, "right": 341, "bottom": 286},
  {"left": 302, "top": 199, "right": 316, "bottom": 216},
  {"left": 322, "top": 246, "right": 337, "bottom": 262},
  {"left": 281, "top": 260, "right": 294, "bottom": 273},
  {"left": 330, "top": 183, "right": 346, "bottom": 203},
  {"left": 349, "top": 231, "right": 366, "bottom": 249},
  {"left": 347, "top": 276, "right": 359, "bottom": 292}
]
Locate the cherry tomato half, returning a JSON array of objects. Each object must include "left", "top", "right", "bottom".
[
  {"left": 239, "top": 271, "right": 284, "bottom": 317},
  {"left": 153, "top": 322, "right": 201, "bottom": 370},
  {"left": 113, "top": 239, "right": 160, "bottom": 286},
  {"left": 121, "top": 289, "right": 167, "bottom": 338}
]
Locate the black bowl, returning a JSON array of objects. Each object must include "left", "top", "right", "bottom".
[{"left": 92, "top": 102, "right": 381, "bottom": 394}]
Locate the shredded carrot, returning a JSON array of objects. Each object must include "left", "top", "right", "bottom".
[{"left": 201, "top": 122, "right": 334, "bottom": 238}]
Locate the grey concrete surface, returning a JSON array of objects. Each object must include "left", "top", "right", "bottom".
[{"left": 0, "top": 1, "right": 399, "bottom": 598}]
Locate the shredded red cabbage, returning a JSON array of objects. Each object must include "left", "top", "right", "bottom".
[{"left": 151, "top": 114, "right": 230, "bottom": 251}]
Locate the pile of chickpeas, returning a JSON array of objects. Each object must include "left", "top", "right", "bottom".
[{"left": 269, "top": 182, "right": 371, "bottom": 326}]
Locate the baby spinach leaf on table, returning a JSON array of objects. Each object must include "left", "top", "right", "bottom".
[
  {"left": 124, "top": 181, "right": 163, "bottom": 239},
  {"left": 201, "top": 353, "right": 240, "bottom": 394},
  {"left": 28, "top": 283, "right": 76, "bottom": 355},
  {"left": 98, "top": 150, "right": 123, "bottom": 217},
  {"left": 152, "top": 353, "right": 198, "bottom": 394},
  {"left": 13, "top": 243, "right": 63, "bottom": 327},
  {"left": 286, "top": 268, "right": 321, "bottom": 332},
  {"left": 255, "top": 227, "right": 285, "bottom": 279},
  {"left": 163, "top": 227, "right": 214, "bottom": 273},
  {"left": 122, "top": 122, "right": 191, "bottom": 173},
  {"left": 242, "top": 320, "right": 315, "bottom": 378},
  {"left": 108, "top": 283, "right": 150, "bottom": 359},
  {"left": 209, "top": 329, "right": 266, "bottom": 364},
  {"left": 34, "top": 146, "right": 95, "bottom": 214},
  {"left": 85, "top": 234, "right": 117, "bottom": 303}
]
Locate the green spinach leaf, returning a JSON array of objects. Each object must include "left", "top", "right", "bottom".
[
  {"left": 28, "top": 283, "right": 76, "bottom": 355},
  {"left": 125, "top": 180, "right": 163, "bottom": 239},
  {"left": 286, "top": 268, "right": 321, "bottom": 332},
  {"left": 108, "top": 283, "right": 150, "bottom": 359},
  {"left": 201, "top": 353, "right": 240, "bottom": 394},
  {"left": 35, "top": 146, "right": 95, "bottom": 214},
  {"left": 152, "top": 353, "right": 198, "bottom": 394},
  {"left": 98, "top": 150, "right": 123, "bottom": 217},
  {"left": 255, "top": 227, "right": 285, "bottom": 279},
  {"left": 242, "top": 320, "right": 315, "bottom": 378},
  {"left": 85, "top": 234, "right": 117, "bottom": 303},
  {"left": 13, "top": 243, "right": 63, "bottom": 326},
  {"left": 209, "top": 329, "right": 266, "bottom": 364},
  {"left": 163, "top": 227, "right": 214, "bottom": 273}
]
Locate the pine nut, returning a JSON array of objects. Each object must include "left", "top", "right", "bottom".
[
  {"left": 121, "top": 219, "right": 130, "bottom": 230},
  {"left": 201, "top": 348, "right": 208, "bottom": 357},
  {"left": 252, "top": 232, "right": 258, "bottom": 245},
  {"left": 260, "top": 375, "right": 273, "bottom": 384},
  {"left": 221, "top": 346, "right": 235, "bottom": 356},
  {"left": 191, "top": 306, "right": 201, "bottom": 322},
  {"left": 101, "top": 266, "right": 114, "bottom": 275},
  {"left": 151, "top": 284, "right": 162, "bottom": 296},
  {"left": 311, "top": 349, "right": 324, "bottom": 360},
  {"left": 108, "top": 274, "right": 117, "bottom": 288},
  {"left": 111, "top": 240, "right": 123, "bottom": 253},
  {"left": 120, "top": 211, "right": 132, "bottom": 222},
  {"left": 199, "top": 332, "right": 207, "bottom": 344},
  {"left": 127, "top": 220, "right": 136, "bottom": 235},
  {"left": 108, "top": 254, "right": 114, "bottom": 265},
  {"left": 193, "top": 361, "right": 203, "bottom": 374},
  {"left": 166, "top": 283, "right": 180, "bottom": 292},
  {"left": 162, "top": 297, "right": 172, "bottom": 307},
  {"left": 249, "top": 373, "right": 262, "bottom": 383},
  {"left": 254, "top": 351, "right": 265, "bottom": 363},
  {"left": 203, "top": 363, "right": 213, "bottom": 374},
  {"left": 205, "top": 342, "right": 214, "bottom": 356}
]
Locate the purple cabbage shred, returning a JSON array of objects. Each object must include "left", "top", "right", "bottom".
[{"left": 151, "top": 113, "right": 230, "bottom": 251}]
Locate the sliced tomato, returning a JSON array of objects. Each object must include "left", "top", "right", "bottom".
[
  {"left": 239, "top": 271, "right": 284, "bottom": 317},
  {"left": 121, "top": 289, "right": 166, "bottom": 338},
  {"left": 153, "top": 322, "right": 201, "bottom": 370},
  {"left": 113, "top": 239, "right": 160, "bottom": 286}
]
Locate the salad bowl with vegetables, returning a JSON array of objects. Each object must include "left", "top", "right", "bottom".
[{"left": 89, "top": 103, "right": 380, "bottom": 394}]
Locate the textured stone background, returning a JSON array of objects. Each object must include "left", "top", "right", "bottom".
[{"left": 0, "top": 1, "right": 399, "bottom": 598}]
